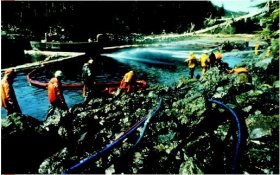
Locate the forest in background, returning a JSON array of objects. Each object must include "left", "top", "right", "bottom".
[{"left": 1, "top": 1, "right": 248, "bottom": 41}]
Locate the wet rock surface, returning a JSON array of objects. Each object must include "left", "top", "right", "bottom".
[
  {"left": 1, "top": 113, "right": 64, "bottom": 173},
  {"left": 2, "top": 42, "right": 279, "bottom": 174}
]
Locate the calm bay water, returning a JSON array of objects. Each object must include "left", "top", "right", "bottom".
[{"left": 1, "top": 40, "right": 245, "bottom": 121}]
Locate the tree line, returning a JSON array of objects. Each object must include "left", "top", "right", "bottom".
[{"left": 2, "top": 1, "right": 223, "bottom": 40}]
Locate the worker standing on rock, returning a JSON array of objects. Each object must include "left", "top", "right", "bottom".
[
  {"left": 209, "top": 50, "right": 216, "bottom": 68},
  {"left": 245, "top": 39, "right": 249, "bottom": 48},
  {"left": 185, "top": 51, "right": 197, "bottom": 79},
  {"left": 82, "top": 58, "right": 95, "bottom": 104},
  {"left": 254, "top": 42, "right": 260, "bottom": 56},
  {"left": 265, "top": 46, "right": 271, "bottom": 58},
  {"left": 215, "top": 50, "right": 223, "bottom": 66},
  {"left": 47, "top": 70, "right": 68, "bottom": 115},
  {"left": 1, "top": 69, "right": 22, "bottom": 115},
  {"left": 200, "top": 50, "right": 210, "bottom": 75},
  {"left": 120, "top": 70, "right": 136, "bottom": 93}
]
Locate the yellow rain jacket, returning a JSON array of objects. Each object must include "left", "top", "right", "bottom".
[
  {"left": 265, "top": 47, "right": 271, "bottom": 57},
  {"left": 200, "top": 53, "right": 210, "bottom": 67},
  {"left": 232, "top": 67, "right": 249, "bottom": 75},
  {"left": 255, "top": 43, "right": 260, "bottom": 55},
  {"left": 123, "top": 71, "right": 134, "bottom": 83},
  {"left": 120, "top": 71, "right": 135, "bottom": 89},
  {"left": 185, "top": 53, "right": 197, "bottom": 68}
]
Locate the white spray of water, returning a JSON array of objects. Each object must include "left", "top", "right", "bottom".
[{"left": 102, "top": 44, "right": 252, "bottom": 85}]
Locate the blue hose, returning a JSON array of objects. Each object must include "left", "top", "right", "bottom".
[
  {"left": 207, "top": 99, "right": 241, "bottom": 174},
  {"left": 63, "top": 98, "right": 162, "bottom": 174},
  {"left": 134, "top": 98, "right": 162, "bottom": 146}
]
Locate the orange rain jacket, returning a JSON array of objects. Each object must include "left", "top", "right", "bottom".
[
  {"left": 1, "top": 76, "right": 21, "bottom": 114},
  {"left": 48, "top": 77, "right": 66, "bottom": 105}
]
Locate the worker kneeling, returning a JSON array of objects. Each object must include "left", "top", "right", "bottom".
[
  {"left": 120, "top": 70, "right": 137, "bottom": 93},
  {"left": 228, "top": 67, "right": 251, "bottom": 84}
]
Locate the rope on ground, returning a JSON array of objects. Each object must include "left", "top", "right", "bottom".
[
  {"left": 63, "top": 98, "right": 162, "bottom": 174},
  {"left": 207, "top": 98, "right": 241, "bottom": 174}
]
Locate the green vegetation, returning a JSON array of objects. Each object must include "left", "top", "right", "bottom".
[{"left": 255, "top": 0, "right": 279, "bottom": 42}]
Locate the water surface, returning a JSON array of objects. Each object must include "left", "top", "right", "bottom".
[{"left": 2, "top": 39, "right": 247, "bottom": 121}]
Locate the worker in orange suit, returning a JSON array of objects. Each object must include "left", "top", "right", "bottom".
[
  {"left": 1, "top": 69, "right": 21, "bottom": 115},
  {"left": 120, "top": 70, "right": 136, "bottom": 93},
  {"left": 47, "top": 70, "right": 68, "bottom": 116}
]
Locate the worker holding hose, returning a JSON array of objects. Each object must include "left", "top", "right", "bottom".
[{"left": 120, "top": 70, "right": 136, "bottom": 93}]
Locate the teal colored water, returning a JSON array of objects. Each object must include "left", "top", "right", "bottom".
[
  {"left": 102, "top": 46, "right": 244, "bottom": 85},
  {"left": 1, "top": 72, "right": 84, "bottom": 121},
  {"left": 1, "top": 41, "right": 246, "bottom": 121}
]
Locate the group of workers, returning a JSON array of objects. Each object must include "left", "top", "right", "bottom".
[
  {"left": 185, "top": 49, "right": 251, "bottom": 79},
  {"left": 184, "top": 41, "right": 267, "bottom": 79},
  {"left": 1, "top": 58, "right": 137, "bottom": 116},
  {"left": 1, "top": 68, "right": 69, "bottom": 116},
  {"left": 81, "top": 58, "right": 137, "bottom": 102},
  {"left": 46, "top": 58, "right": 137, "bottom": 113},
  {"left": 185, "top": 49, "right": 223, "bottom": 78}
]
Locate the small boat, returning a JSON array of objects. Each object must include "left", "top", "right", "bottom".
[
  {"left": 26, "top": 69, "right": 148, "bottom": 95},
  {"left": 30, "top": 41, "right": 99, "bottom": 52},
  {"left": 30, "top": 33, "right": 106, "bottom": 52}
]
